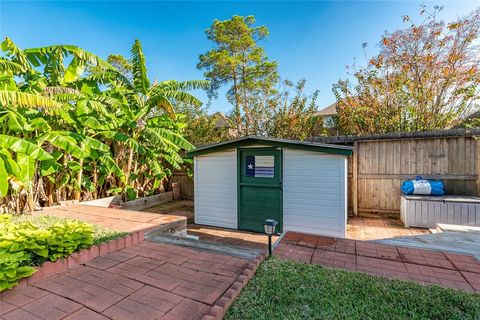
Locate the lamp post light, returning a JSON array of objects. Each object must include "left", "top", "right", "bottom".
[{"left": 263, "top": 219, "right": 278, "bottom": 257}]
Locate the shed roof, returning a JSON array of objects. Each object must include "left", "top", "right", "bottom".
[{"left": 186, "top": 136, "right": 353, "bottom": 157}]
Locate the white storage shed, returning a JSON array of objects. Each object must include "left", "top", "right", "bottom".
[{"left": 186, "top": 137, "right": 353, "bottom": 238}]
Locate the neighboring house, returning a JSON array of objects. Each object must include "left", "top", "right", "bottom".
[
  {"left": 313, "top": 101, "right": 340, "bottom": 135},
  {"left": 210, "top": 112, "right": 239, "bottom": 137},
  {"left": 456, "top": 108, "right": 480, "bottom": 128}
]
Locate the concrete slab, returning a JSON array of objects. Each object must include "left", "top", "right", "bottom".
[{"left": 376, "top": 231, "right": 480, "bottom": 260}]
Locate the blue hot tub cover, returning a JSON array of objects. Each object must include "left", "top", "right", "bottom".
[{"left": 401, "top": 176, "right": 444, "bottom": 196}]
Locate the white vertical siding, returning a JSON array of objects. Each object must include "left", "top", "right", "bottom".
[
  {"left": 283, "top": 149, "right": 347, "bottom": 238},
  {"left": 194, "top": 150, "right": 237, "bottom": 229}
]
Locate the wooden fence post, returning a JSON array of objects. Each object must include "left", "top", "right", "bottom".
[
  {"left": 352, "top": 141, "right": 359, "bottom": 217},
  {"left": 476, "top": 138, "right": 480, "bottom": 197}
]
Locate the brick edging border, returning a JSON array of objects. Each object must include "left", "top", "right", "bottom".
[
  {"left": 14, "top": 231, "right": 145, "bottom": 288},
  {"left": 202, "top": 252, "right": 268, "bottom": 320}
]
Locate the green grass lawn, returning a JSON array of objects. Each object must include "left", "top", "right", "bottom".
[
  {"left": 225, "top": 257, "right": 480, "bottom": 320},
  {"left": 11, "top": 215, "right": 128, "bottom": 245}
]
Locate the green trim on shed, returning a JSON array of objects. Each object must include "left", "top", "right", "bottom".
[{"left": 186, "top": 136, "right": 353, "bottom": 157}]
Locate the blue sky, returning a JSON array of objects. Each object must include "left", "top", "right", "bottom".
[{"left": 1, "top": 1, "right": 478, "bottom": 113}]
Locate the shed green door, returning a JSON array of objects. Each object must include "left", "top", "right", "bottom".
[{"left": 238, "top": 149, "right": 282, "bottom": 233}]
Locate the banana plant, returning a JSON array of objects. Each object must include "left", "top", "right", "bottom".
[
  {"left": 83, "top": 39, "right": 205, "bottom": 197},
  {"left": 0, "top": 37, "right": 205, "bottom": 211}
]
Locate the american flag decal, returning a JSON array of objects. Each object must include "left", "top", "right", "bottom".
[{"left": 246, "top": 155, "right": 275, "bottom": 178}]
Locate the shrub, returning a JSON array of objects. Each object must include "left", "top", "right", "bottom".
[
  {"left": 46, "top": 221, "right": 94, "bottom": 262},
  {"left": 0, "top": 214, "right": 94, "bottom": 290},
  {"left": 0, "top": 251, "right": 36, "bottom": 291}
]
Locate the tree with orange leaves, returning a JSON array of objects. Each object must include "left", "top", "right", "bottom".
[{"left": 333, "top": 6, "right": 480, "bottom": 135}]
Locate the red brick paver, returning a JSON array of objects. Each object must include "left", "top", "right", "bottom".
[
  {"left": 39, "top": 204, "right": 186, "bottom": 233},
  {"left": 275, "top": 231, "right": 480, "bottom": 292},
  {"left": 1, "top": 241, "right": 252, "bottom": 320}
]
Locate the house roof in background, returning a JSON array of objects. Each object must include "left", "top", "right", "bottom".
[
  {"left": 313, "top": 101, "right": 338, "bottom": 117},
  {"left": 210, "top": 112, "right": 233, "bottom": 129},
  {"left": 186, "top": 136, "right": 353, "bottom": 157}
]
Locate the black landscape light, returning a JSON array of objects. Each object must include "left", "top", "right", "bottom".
[{"left": 263, "top": 219, "right": 278, "bottom": 256}]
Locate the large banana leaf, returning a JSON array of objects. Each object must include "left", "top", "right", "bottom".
[
  {"left": 16, "top": 153, "right": 35, "bottom": 186},
  {"left": 60, "top": 131, "right": 110, "bottom": 152},
  {"left": 99, "top": 154, "right": 125, "bottom": 181},
  {"left": 0, "top": 90, "right": 62, "bottom": 109},
  {"left": 0, "top": 149, "right": 21, "bottom": 177},
  {"left": 0, "top": 59, "right": 25, "bottom": 74},
  {"left": 160, "top": 90, "right": 202, "bottom": 107},
  {"left": 131, "top": 40, "right": 150, "bottom": 95},
  {"left": 147, "top": 94, "right": 175, "bottom": 118},
  {"left": 24, "top": 45, "right": 114, "bottom": 71},
  {"left": 0, "top": 157, "right": 8, "bottom": 196},
  {"left": 77, "top": 70, "right": 134, "bottom": 90},
  {"left": 64, "top": 56, "right": 86, "bottom": 83},
  {"left": 154, "top": 79, "right": 210, "bottom": 91},
  {"left": 146, "top": 127, "right": 194, "bottom": 150},
  {"left": 44, "top": 46, "right": 64, "bottom": 85},
  {"left": 38, "top": 132, "right": 87, "bottom": 159},
  {"left": 1, "top": 37, "right": 31, "bottom": 71},
  {"left": 0, "top": 135, "right": 52, "bottom": 161},
  {"left": 0, "top": 110, "right": 30, "bottom": 132},
  {"left": 40, "top": 150, "right": 62, "bottom": 176}
]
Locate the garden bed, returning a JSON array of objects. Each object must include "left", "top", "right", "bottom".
[
  {"left": 0, "top": 215, "right": 131, "bottom": 291},
  {"left": 226, "top": 257, "right": 480, "bottom": 319}
]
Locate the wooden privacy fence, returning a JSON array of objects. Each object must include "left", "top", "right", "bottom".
[
  {"left": 171, "top": 172, "right": 194, "bottom": 199},
  {"left": 314, "top": 128, "right": 480, "bottom": 218}
]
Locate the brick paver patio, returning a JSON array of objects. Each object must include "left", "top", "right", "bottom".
[
  {"left": 0, "top": 241, "right": 252, "bottom": 320},
  {"left": 39, "top": 205, "right": 186, "bottom": 233},
  {"left": 275, "top": 231, "right": 480, "bottom": 292}
]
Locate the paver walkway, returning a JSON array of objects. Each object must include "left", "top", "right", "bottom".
[
  {"left": 275, "top": 231, "right": 480, "bottom": 292},
  {"left": 39, "top": 205, "right": 186, "bottom": 233},
  {"left": 1, "top": 241, "right": 252, "bottom": 320}
]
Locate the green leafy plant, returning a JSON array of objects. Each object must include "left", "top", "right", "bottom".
[
  {"left": 0, "top": 251, "right": 36, "bottom": 291},
  {"left": 46, "top": 221, "right": 93, "bottom": 262},
  {"left": 0, "top": 37, "right": 203, "bottom": 213},
  {"left": 0, "top": 214, "right": 95, "bottom": 290}
]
